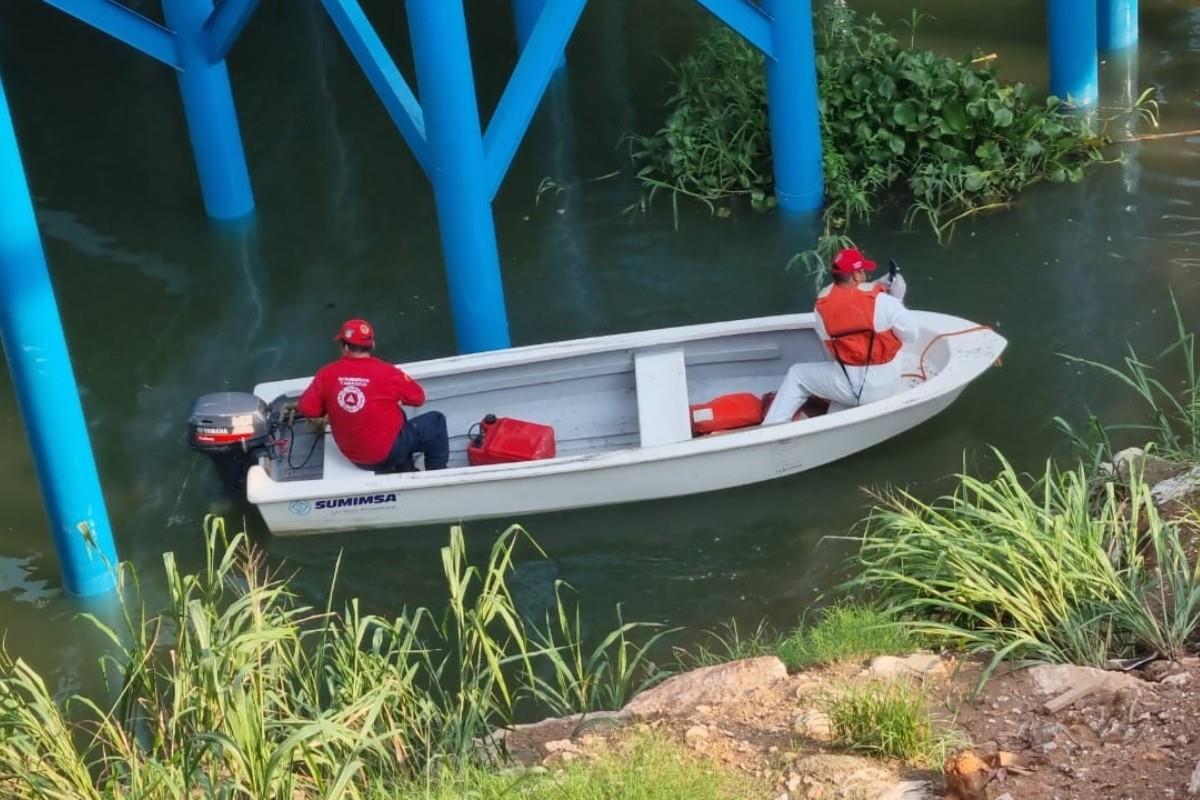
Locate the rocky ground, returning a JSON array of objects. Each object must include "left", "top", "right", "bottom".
[
  {"left": 493, "top": 652, "right": 1200, "bottom": 800},
  {"left": 486, "top": 447, "right": 1200, "bottom": 799}
]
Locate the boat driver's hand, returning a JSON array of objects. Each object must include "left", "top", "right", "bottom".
[{"left": 886, "top": 273, "right": 907, "bottom": 302}]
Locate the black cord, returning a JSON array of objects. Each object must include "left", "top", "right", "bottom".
[{"left": 280, "top": 419, "right": 322, "bottom": 471}]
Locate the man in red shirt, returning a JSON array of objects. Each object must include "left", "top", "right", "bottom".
[{"left": 297, "top": 318, "right": 449, "bottom": 472}]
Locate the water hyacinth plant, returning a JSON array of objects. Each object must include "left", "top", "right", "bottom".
[
  {"left": 846, "top": 453, "right": 1200, "bottom": 678},
  {"left": 630, "top": 7, "right": 1107, "bottom": 243},
  {"left": 0, "top": 518, "right": 672, "bottom": 799}
]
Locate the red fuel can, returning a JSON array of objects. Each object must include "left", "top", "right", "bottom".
[
  {"left": 689, "top": 392, "right": 765, "bottom": 435},
  {"left": 467, "top": 414, "right": 557, "bottom": 466}
]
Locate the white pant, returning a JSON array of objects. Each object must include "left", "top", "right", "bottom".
[{"left": 762, "top": 360, "right": 901, "bottom": 425}]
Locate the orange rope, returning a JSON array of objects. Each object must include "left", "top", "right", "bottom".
[{"left": 902, "top": 325, "right": 994, "bottom": 383}]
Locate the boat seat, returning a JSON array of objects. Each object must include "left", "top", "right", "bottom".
[
  {"left": 634, "top": 346, "right": 692, "bottom": 447},
  {"left": 321, "top": 432, "right": 367, "bottom": 482}
]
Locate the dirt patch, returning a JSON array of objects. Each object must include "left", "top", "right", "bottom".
[{"left": 496, "top": 653, "right": 1200, "bottom": 800}]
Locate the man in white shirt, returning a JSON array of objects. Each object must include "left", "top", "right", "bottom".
[{"left": 762, "top": 247, "right": 919, "bottom": 425}]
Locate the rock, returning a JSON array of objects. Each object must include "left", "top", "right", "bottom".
[
  {"left": 1164, "top": 672, "right": 1192, "bottom": 687},
  {"left": 1028, "top": 663, "right": 1144, "bottom": 695},
  {"left": 995, "top": 794, "right": 1014, "bottom": 800},
  {"left": 1114, "top": 447, "right": 1189, "bottom": 486},
  {"left": 542, "top": 738, "right": 576, "bottom": 755},
  {"left": 1190, "top": 758, "right": 1200, "bottom": 795},
  {"left": 869, "top": 652, "right": 946, "bottom": 680},
  {"left": 793, "top": 709, "right": 833, "bottom": 741},
  {"left": 1152, "top": 466, "right": 1200, "bottom": 517},
  {"left": 684, "top": 725, "right": 709, "bottom": 742},
  {"left": 944, "top": 749, "right": 990, "bottom": 800},
  {"left": 1023, "top": 720, "right": 1070, "bottom": 749},
  {"left": 791, "top": 754, "right": 895, "bottom": 800},
  {"left": 876, "top": 780, "right": 937, "bottom": 799},
  {"left": 786, "top": 773, "right": 802, "bottom": 793},
  {"left": 622, "top": 656, "right": 787, "bottom": 718}
]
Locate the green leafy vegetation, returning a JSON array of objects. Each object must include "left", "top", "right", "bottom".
[
  {"left": 407, "top": 733, "right": 759, "bottom": 799},
  {"left": 630, "top": 7, "right": 1108, "bottom": 248},
  {"left": 0, "top": 519, "right": 671, "bottom": 799},
  {"left": 823, "top": 680, "right": 958, "bottom": 766},
  {"left": 847, "top": 453, "right": 1200, "bottom": 679},
  {"left": 776, "top": 604, "right": 917, "bottom": 671}
]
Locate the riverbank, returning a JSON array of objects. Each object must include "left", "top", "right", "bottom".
[{"left": 5, "top": 447, "right": 1200, "bottom": 798}]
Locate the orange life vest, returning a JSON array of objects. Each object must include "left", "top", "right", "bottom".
[{"left": 815, "top": 284, "right": 902, "bottom": 367}]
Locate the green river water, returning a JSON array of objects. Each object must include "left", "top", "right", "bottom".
[{"left": 1, "top": 0, "right": 1199, "bottom": 694}]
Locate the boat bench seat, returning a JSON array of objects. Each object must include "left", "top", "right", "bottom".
[
  {"left": 634, "top": 346, "right": 692, "bottom": 447},
  {"left": 321, "top": 432, "right": 366, "bottom": 481}
]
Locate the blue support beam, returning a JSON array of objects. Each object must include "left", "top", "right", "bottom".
[
  {"left": 1098, "top": 0, "right": 1138, "bottom": 51},
  {"left": 0, "top": 72, "right": 119, "bottom": 597},
  {"left": 513, "top": 0, "right": 566, "bottom": 72},
  {"left": 319, "top": 0, "right": 430, "bottom": 176},
  {"left": 484, "top": 0, "right": 588, "bottom": 198},
  {"left": 1048, "top": 0, "right": 1099, "bottom": 106},
  {"left": 407, "top": 0, "right": 511, "bottom": 353},
  {"left": 693, "top": 0, "right": 775, "bottom": 59},
  {"left": 163, "top": 0, "right": 256, "bottom": 218},
  {"left": 41, "top": 0, "right": 181, "bottom": 70},
  {"left": 762, "top": 0, "right": 823, "bottom": 212},
  {"left": 203, "top": 0, "right": 263, "bottom": 63}
]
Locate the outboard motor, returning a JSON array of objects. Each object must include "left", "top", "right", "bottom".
[{"left": 187, "top": 392, "right": 270, "bottom": 490}]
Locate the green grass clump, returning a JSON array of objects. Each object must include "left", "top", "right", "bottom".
[
  {"left": 776, "top": 605, "right": 917, "bottom": 671},
  {"left": 848, "top": 452, "right": 1200, "bottom": 678},
  {"left": 407, "top": 734, "right": 759, "bottom": 799},
  {"left": 0, "top": 518, "right": 672, "bottom": 799},
  {"left": 823, "top": 681, "right": 954, "bottom": 766},
  {"left": 630, "top": 7, "right": 1114, "bottom": 249}
]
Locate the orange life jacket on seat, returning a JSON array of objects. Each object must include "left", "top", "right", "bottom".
[{"left": 814, "top": 284, "right": 902, "bottom": 367}]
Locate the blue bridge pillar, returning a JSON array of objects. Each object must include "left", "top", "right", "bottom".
[
  {"left": 1098, "top": 0, "right": 1138, "bottom": 51},
  {"left": 1048, "top": 0, "right": 1099, "bottom": 107},
  {"left": 514, "top": 0, "right": 566, "bottom": 72},
  {"left": 162, "top": 0, "right": 255, "bottom": 219},
  {"left": 408, "top": 0, "right": 511, "bottom": 352},
  {"left": 763, "top": 0, "right": 824, "bottom": 213},
  {"left": 0, "top": 72, "right": 119, "bottom": 596}
]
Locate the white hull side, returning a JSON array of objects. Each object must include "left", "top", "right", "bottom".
[{"left": 259, "top": 386, "right": 961, "bottom": 535}]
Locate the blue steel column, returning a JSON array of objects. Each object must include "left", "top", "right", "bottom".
[
  {"left": 408, "top": 0, "right": 512, "bottom": 352},
  {"left": 513, "top": 0, "right": 565, "bottom": 71},
  {"left": 1048, "top": 0, "right": 1099, "bottom": 107},
  {"left": 762, "top": 0, "right": 823, "bottom": 213},
  {"left": 0, "top": 73, "right": 118, "bottom": 596},
  {"left": 162, "top": 0, "right": 255, "bottom": 219},
  {"left": 1098, "top": 0, "right": 1138, "bottom": 51}
]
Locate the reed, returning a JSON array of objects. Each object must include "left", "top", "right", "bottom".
[
  {"left": 845, "top": 453, "right": 1200, "bottom": 679},
  {"left": 0, "top": 518, "right": 673, "bottom": 798}
]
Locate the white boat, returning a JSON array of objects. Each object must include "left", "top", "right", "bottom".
[{"left": 245, "top": 311, "right": 1005, "bottom": 535}]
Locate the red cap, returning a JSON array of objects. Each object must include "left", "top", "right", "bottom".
[
  {"left": 335, "top": 318, "right": 375, "bottom": 347},
  {"left": 831, "top": 248, "right": 877, "bottom": 275}
]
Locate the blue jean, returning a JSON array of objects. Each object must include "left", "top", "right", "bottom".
[{"left": 365, "top": 411, "right": 449, "bottom": 473}]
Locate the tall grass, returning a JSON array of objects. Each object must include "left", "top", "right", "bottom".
[
  {"left": 847, "top": 452, "right": 1200, "bottom": 678},
  {"left": 0, "top": 518, "right": 671, "bottom": 799}
]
